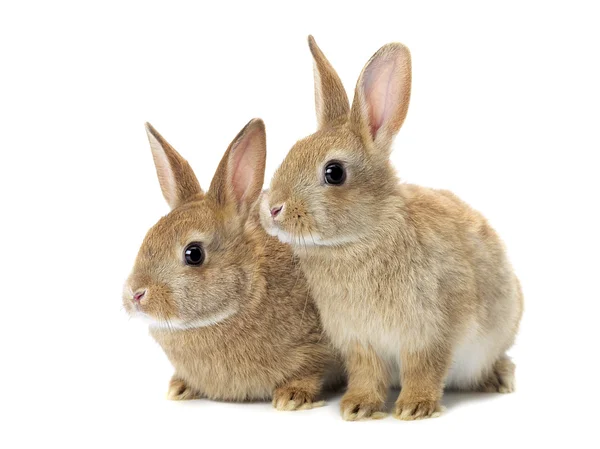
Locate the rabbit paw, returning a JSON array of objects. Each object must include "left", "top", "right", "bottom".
[
  {"left": 340, "top": 392, "right": 387, "bottom": 421},
  {"left": 479, "top": 357, "right": 515, "bottom": 393},
  {"left": 272, "top": 386, "right": 324, "bottom": 411},
  {"left": 393, "top": 399, "right": 444, "bottom": 420},
  {"left": 479, "top": 372, "right": 515, "bottom": 393},
  {"left": 167, "top": 376, "right": 199, "bottom": 401}
]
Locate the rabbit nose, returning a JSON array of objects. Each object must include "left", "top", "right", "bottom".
[
  {"left": 270, "top": 205, "right": 283, "bottom": 218},
  {"left": 133, "top": 289, "right": 146, "bottom": 302}
]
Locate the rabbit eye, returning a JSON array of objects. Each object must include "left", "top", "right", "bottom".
[
  {"left": 184, "top": 243, "right": 205, "bottom": 266},
  {"left": 324, "top": 161, "right": 346, "bottom": 185}
]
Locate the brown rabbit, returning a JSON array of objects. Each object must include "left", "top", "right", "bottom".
[
  {"left": 260, "top": 37, "right": 523, "bottom": 421},
  {"left": 123, "top": 119, "right": 338, "bottom": 410}
]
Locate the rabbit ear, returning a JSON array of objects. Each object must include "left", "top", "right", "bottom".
[
  {"left": 308, "top": 35, "right": 350, "bottom": 129},
  {"left": 350, "top": 43, "right": 412, "bottom": 154},
  {"left": 145, "top": 123, "right": 202, "bottom": 210},
  {"left": 208, "top": 119, "right": 266, "bottom": 218}
]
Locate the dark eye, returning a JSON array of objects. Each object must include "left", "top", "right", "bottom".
[
  {"left": 184, "top": 243, "right": 205, "bottom": 266},
  {"left": 324, "top": 161, "right": 346, "bottom": 185}
]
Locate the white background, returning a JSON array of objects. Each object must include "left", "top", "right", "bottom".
[{"left": 1, "top": 1, "right": 599, "bottom": 447}]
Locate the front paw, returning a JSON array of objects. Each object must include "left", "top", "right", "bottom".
[
  {"left": 272, "top": 386, "right": 324, "bottom": 411},
  {"left": 340, "top": 391, "right": 387, "bottom": 421},
  {"left": 167, "top": 376, "right": 199, "bottom": 401},
  {"left": 393, "top": 398, "right": 444, "bottom": 420}
]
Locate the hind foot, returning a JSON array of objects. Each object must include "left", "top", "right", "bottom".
[
  {"left": 478, "top": 356, "right": 515, "bottom": 393},
  {"left": 167, "top": 375, "right": 200, "bottom": 400},
  {"left": 272, "top": 385, "right": 324, "bottom": 411},
  {"left": 272, "top": 373, "right": 324, "bottom": 411}
]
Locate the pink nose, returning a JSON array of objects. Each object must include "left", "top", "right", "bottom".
[
  {"left": 133, "top": 290, "right": 146, "bottom": 302},
  {"left": 270, "top": 205, "right": 283, "bottom": 218}
]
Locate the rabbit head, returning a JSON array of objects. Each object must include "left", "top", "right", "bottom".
[
  {"left": 123, "top": 119, "right": 267, "bottom": 330},
  {"left": 261, "top": 36, "right": 411, "bottom": 248}
]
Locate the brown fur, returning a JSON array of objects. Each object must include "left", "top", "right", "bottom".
[
  {"left": 260, "top": 37, "right": 523, "bottom": 420},
  {"left": 123, "top": 119, "right": 340, "bottom": 408}
]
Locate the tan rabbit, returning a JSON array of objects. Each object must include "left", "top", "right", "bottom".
[
  {"left": 123, "top": 118, "right": 338, "bottom": 410},
  {"left": 260, "top": 37, "right": 523, "bottom": 421}
]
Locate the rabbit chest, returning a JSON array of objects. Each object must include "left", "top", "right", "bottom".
[
  {"left": 151, "top": 327, "right": 286, "bottom": 401},
  {"left": 300, "top": 251, "right": 447, "bottom": 359}
]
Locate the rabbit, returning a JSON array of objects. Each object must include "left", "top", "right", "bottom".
[
  {"left": 122, "top": 118, "right": 340, "bottom": 410},
  {"left": 260, "top": 36, "right": 523, "bottom": 421}
]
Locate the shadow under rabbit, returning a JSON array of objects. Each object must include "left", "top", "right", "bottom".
[{"left": 167, "top": 383, "right": 507, "bottom": 417}]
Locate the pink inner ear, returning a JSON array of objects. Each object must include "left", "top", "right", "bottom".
[
  {"left": 230, "top": 128, "right": 260, "bottom": 204},
  {"left": 363, "top": 57, "right": 400, "bottom": 139},
  {"left": 231, "top": 148, "right": 255, "bottom": 202}
]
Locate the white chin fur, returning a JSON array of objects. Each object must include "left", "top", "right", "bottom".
[
  {"left": 260, "top": 193, "right": 358, "bottom": 247},
  {"left": 131, "top": 307, "right": 237, "bottom": 331},
  {"left": 264, "top": 225, "right": 357, "bottom": 248}
]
